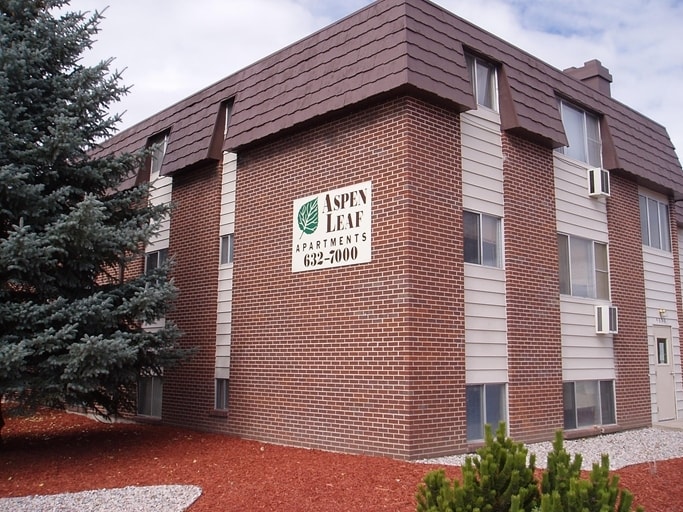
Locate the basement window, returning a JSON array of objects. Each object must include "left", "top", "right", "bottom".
[
  {"left": 138, "top": 373, "right": 163, "bottom": 418},
  {"left": 563, "top": 380, "right": 616, "bottom": 429},
  {"left": 215, "top": 378, "right": 229, "bottom": 410},
  {"left": 466, "top": 383, "right": 507, "bottom": 441}
]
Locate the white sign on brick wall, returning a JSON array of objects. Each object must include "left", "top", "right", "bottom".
[{"left": 292, "top": 181, "right": 372, "bottom": 272}]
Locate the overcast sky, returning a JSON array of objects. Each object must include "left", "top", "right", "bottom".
[{"left": 65, "top": 0, "right": 682, "bottom": 161}]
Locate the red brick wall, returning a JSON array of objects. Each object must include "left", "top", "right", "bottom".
[
  {"left": 501, "top": 133, "right": 564, "bottom": 443},
  {"left": 607, "top": 175, "right": 650, "bottom": 428},
  {"left": 228, "top": 97, "right": 466, "bottom": 459},
  {"left": 162, "top": 162, "right": 228, "bottom": 432}
]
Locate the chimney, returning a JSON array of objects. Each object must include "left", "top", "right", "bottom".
[{"left": 563, "top": 59, "right": 613, "bottom": 96}]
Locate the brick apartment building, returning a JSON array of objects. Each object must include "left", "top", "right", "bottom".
[{"left": 95, "top": 0, "right": 683, "bottom": 459}]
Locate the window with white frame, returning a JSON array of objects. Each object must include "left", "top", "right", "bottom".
[
  {"left": 464, "top": 211, "right": 502, "bottom": 267},
  {"left": 137, "top": 373, "right": 163, "bottom": 417},
  {"left": 145, "top": 248, "right": 168, "bottom": 274},
  {"left": 220, "top": 234, "right": 234, "bottom": 265},
  {"left": 639, "top": 195, "right": 671, "bottom": 251},
  {"left": 466, "top": 54, "right": 498, "bottom": 111},
  {"left": 215, "top": 378, "right": 229, "bottom": 410},
  {"left": 556, "top": 101, "right": 601, "bottom": 167},
  {"left": 558, "top": 234, "right": 609, "bottom": 300},
  {"left": 149, "top": 133, "right": 168, "bottom": 181},
  {"left": 563, "top": 380, "right": 615, "bottom": 429},
  {"left": 466, "top": 383, "right": 507, "bottom": 441}
]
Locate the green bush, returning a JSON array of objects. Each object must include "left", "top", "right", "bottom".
[
  {"left": 416, "top": 422, "right": 539, "bottom": 512},
  {"left": 416, "top": 425, "right": 644, "bottom": 512}
]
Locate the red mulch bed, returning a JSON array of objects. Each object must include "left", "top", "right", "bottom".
[{"left": 1, "top": 408, "right": 681, "bottom": 511}]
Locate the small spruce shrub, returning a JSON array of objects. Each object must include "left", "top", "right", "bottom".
[
  {"left": 416, "top": 422, "right": 539, "bottom": 512},
  {"left": 417, "top": 425, "right": 644, "bottom": 512}
]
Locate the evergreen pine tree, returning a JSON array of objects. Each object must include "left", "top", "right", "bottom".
[{"left": 0, "top": 0, "right": 184, "bottom": 439}]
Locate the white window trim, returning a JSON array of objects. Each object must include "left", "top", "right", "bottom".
[
  {"left": 639, "top": 193, "right": 671, "bottom": 252},
  {"left": 558, "top": 233, "right": 610, "bottom": 300},
  {"left": 563, "top": 379, "right": 616, "bottom": 430},
  {"left": 556, "top": 100, "right": 602, "bottom": 168},
  {"left": 464, "top": 210, "right": 503, "bottom": 268},
  {"left": 149, "top": 133, "right": 169, "bottom": 182},
  {"left": 137, "top": 373, "right": 163, "bottom": 418},
  {"left": 220, "top": 233, "right": 234, "bottom": 266},
  {"left": 466, "top": 54, "right": 499, "bottom": 112},
  {"left": 466, "top": 383, "right": 508, "bottom": 441},
  {"left": 215, "top": 378, "right": 229, "bottom": 410}
]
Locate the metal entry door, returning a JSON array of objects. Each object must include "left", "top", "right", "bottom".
[{"left": 654, "top": 325, "right": 676, "bottom": 421}]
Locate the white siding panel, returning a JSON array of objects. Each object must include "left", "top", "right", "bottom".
[
  {"left": 142, "top": 170, "right": 173, "bottom": 336},
  {"left": 554, "top": 153, "right": 615, "bottom": 382},
  {"left": 560, "top": 298, "right": 615, "bottom": 380},
  {"left": 215, "top": 153, "right": 237, "bottom": 379},
  {"left": 643, "top": 248, "right": 678, "bottom": 320},
  {"left": 216, "top": 364, "right": 230, "bottom": 379},
  {"left": 217, "top": 290, "right": 233, "bottom": 304},
  {"left": 554, "top": 156, "right": 608, "bottom": 242},
  {"left": 216, "top": 343, "right": 231, "bottom": 357},
  {"left": 643, "top": 242, "right": 682, "bottom": 420},
  {"left": 147, "top": 175, "right": 172, "bottom": 249},
  {"left": 218, "top": 267, "right": 234, "bottom": 282},
  {"left": 461, "top": 110, "right": 508, "bottom": 385},
  {"left": 461, "top": 111, "right": 504, "bottom": 218},
  {"left": 216, "top": 321, "right": 232, "bottom": 336}
]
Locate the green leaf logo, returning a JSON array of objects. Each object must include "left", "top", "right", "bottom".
[{"left": 297, "top": 198, "right": 318, "bottom": 237}]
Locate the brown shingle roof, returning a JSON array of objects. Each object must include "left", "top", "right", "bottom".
[{"left": 94, "top": 0, "right": 683, "bottom": 197}]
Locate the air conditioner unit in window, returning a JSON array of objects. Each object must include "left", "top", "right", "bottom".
[
  {"left": 587, "top": 168, "right": 610, "bottom": 197},
  {"left": 595, "top": 305, "right": 618, "bottom": 334}
]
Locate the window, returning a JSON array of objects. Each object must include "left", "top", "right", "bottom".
[
  {"left": 558, "top": 234, "right": 609, "bottom": 299},
  {"left": 657, "top": 338, "right": 668, "bottom": 365},
  {"left": 149, "top": 133, "right": 168, "bottom": 181},
  {"left": 220, "top": 234, "right": 234, "bottom": 265},
  {"left": 557, "top": 101, "right": 601, "bottom": 167},
  {"left": 639, "top": 195, "right": 670, "bottom": 251},
  {"left": 466, "top": 54, "right": 498, "bottom": 111},
  {"left": 464, "top": 211, "right": 501, "bottom": 267},
  {"left": 215, "top": 378, "right": 229, "bottom": 410},
  {"left": 145, "top": 248, "right": 168, "bottom": 274},
  {"left": 138, "top": 374, "right": 163, "bottom": 417},
  {"left": 223, "top": 99, "right": 234, "bottom": 137},
  {"left": 466, "top": 384, "right": 506, "bottom": 441},
  {"left": 563, "top": 380, "right": 615, "bottom": 429}
]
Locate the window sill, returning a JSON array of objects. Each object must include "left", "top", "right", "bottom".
[
  {"left": 563, "top": 423, "right": 620, "bottom": 440},
  {"left": 210, "top": 410, "right": 228, "bottom": 418},
  {"left": 134, "top": 415, "right": 163, "bottom": 424},
  {"left": 642, "top": 244, "right": 673, "bottom": 256},
  {"left": 559, "top": 294, "right": 612, "bottom": 306},
  {"left": 462, "top": 106, "right": 500, "bottom": 123},
  {"left": 553, "top": 151, "right": 599, "bottom": 170}
]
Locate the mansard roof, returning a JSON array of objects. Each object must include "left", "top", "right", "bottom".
[{"left": 93, "top": 0, "right": 683, "bottom": 198}]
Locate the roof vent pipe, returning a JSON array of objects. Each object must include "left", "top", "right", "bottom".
[{"left": 563, "top": 59, "right": 613, "bottom": 96}]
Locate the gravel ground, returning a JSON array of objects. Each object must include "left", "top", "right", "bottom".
[
  {"left": 0, "top": 485, "right": 202, "bottom": 512},
  {"left": 419, "top": 427, "right": 683, "bottom": 470}
]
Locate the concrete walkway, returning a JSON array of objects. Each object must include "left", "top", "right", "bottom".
[{"left": 654, "top": 418, "right": 683, "bottom": 431}]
